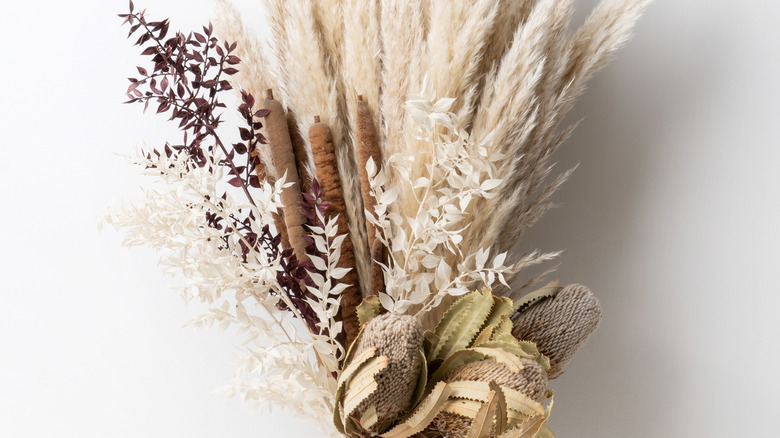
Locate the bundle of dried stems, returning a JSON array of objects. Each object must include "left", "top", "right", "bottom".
[
  {"left": 215, "top": 0, "right": 650, "bottom": 320},
  {"left": 109, "top": 0, "right": 650, "bottom": 435}
]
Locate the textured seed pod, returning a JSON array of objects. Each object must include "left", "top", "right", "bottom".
[
  {"left": 310, "top": 117, "right": 363, "bottom": 346},
  {"left": 285, "top": 109, "right": 312, "bottom": 194},
  {"left": 447, "top": 358, "right": 548, "bottom": 401},
  {"left": 355, "top": 96, "right": 382, "bottom": 253},
  {"left": 432, "top": 412, "right": 470, "bottom": 438},
  {"left": 511, "top": 284, "right": 602, "bottom": 379},
  {"left": 262, "top": 89, "right": 309, "bottom": 264},
  {"left": 370, "top": 239, "right": 387, "bottom": 295},
  {"left": 433, "top": 358, "right": 548, "bottom": 438},
  {"left": 354, "top": 313, "right": 424, "bottom": 422}
]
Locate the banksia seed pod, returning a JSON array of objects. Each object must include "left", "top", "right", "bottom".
[
  {"left": 432, "top": 358, "right": 548, "bottom": 438},
  {"left": 447, "top": 358, "right": 548, "bottom": 402},
  {"left": 354, "top": 313, "right": 424, "bottom": 422},
  {"left": 511, "top": 284, "right": 602, "bottom": 379}
]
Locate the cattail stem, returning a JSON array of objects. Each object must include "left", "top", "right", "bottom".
[
  {"left": 263, "top": 89, "right": 309, "bottom": 263},
  {"left": 309, "top": 116, "right": 362, "bottom": 346}
]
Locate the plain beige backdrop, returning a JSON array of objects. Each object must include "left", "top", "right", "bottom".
[{"left": 1, "top": 0, "right": 778, "bottom": 436}]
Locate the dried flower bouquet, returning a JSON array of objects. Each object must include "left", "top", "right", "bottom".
[{"left": 106, "top": 0, "right": 650, "bottom": 436}]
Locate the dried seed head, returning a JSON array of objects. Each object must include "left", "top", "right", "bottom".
[
  {"left": 432, "top": 358, "right": 548, "bottom": 438},
  {"left": 354, "top": 313, "right": 424, "bottom": 422},
  {"left": 512, "top": 284, "right": 602, "bottom": 379},
  {"left": 448, "top": 358, "right": 548, "bottom": 402}
]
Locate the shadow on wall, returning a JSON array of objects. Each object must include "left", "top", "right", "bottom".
[{"left": 513, "top": 5, "right": 728, "bottom": 436}]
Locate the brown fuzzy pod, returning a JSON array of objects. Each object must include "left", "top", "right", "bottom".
[
  {"left": 356, "top": 96, "right": 387, "bottom": 296},
  {"left": 285, "top": 109, "right": 312, "bottom": 194},
  {"left": 355, "top": 97, "right": 382, "bottom": 247},
  {"left": 511, "top": 284, "right": 603, "bottom": 379},
  {"left": 309, "top": 117, "right": 363, "bottom": 345},
  {"left": 370, "top": 240, "right": 387, "bottom": 296},
  {"left": 263, "top": 90, "right": 309, "bottom": 263},
  {"left": 354, "top": 314, "right": 424, "bottom": 422},
  {"left": 252, "top": 149, "right": 290, "bottom": 249}
]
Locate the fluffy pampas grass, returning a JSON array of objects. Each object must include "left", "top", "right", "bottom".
[{"left": 215, "top": 0, "right": 650, "bottom": 311}]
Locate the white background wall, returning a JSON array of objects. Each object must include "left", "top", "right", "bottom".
[{"left": 1, "top": 0, "right": 778, "bottom": 436}]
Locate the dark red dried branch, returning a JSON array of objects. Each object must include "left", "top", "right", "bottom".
[{"left": 119, "top": 3, "right": 325, "bottom": 334}]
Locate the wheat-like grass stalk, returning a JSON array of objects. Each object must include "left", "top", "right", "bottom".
[
  {"left": 380, "top": 0, "right": 427, "bottom": 159},
  {"left": 212, "top": 0, "right": 281, "bottom": 180},
  {"left": 343, "top": 0, "right": 383, "bottom": 138},
  {"left": 483, "top": 0, "right": 652, "bottom": 268}
]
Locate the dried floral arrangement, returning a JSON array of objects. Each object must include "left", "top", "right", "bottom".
[{"left": 106, "top": 1, "right": 650, "bottom": 436}]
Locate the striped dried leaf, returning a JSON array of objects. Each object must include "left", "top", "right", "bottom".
[
  {"left": 343, "top": 355, "right": 390, "bottom": 418},
  {"left": 380, "top": 381, "right": 452, "bottom": 438},
  {"left": 465, "top": 387, "right": 498, "bottom": 438}
]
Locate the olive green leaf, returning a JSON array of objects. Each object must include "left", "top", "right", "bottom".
[
  {"left": 432, "top": 289, "right": 494, "bottom": 362},
  {"left": 469, "top": 347, "right": 527, "bottom": 373},
  {"left": 356, "top": 295, "right": 381, "bottom": 326},
  {"left": 482, "top": 295, "right": 514, "bottom": 331},
  {"left": 472, "top": 324, "right": 494, "bottom": 347},
  {"left": 427, "top": 349, "right": 487, "bottom": 392},
  {"left": 409, "top": 349, "right": 428, "bottom": 408},
  {"left": 513, "top": 280, "right": 562, "bottom": 313},
  {"left": 537, "top": 426, "right": 555, "bottom": 438},
  {"left": 430, "top": 291, "right": 479, "bottom": 360}
]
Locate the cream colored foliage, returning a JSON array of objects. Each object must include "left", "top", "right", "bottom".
[{"left": 106, "top": 147, "right": 345, "bottom": 437}]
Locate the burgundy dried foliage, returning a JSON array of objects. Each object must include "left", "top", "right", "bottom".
[{"left": 120, "top": 2, "right": 322, "bottom": 334}]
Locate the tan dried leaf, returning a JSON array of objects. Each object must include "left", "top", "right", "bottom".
[
  {"left": 343, "top": 355, "right": 390, "bottom": 418},
  {"left": 466, "top": 387, "right": 498, "bottom": 438},
  {"left": 380, "top": 381, "right": 452, "bottom": 438}
]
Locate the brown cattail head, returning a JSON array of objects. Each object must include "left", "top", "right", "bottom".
[
  {"left": 355, "top": 97, "right": 384, "bottom": 294},
  {"left": 251, "top": 118, "right": 289, "bottom": 249},
  {"left": 285, "top": 109, "right": 311, "bottom": 194},
  {"left": 370, "top": 240, "right": 386, "bottom": 295},
  {"left": 309, "top": 119, "right": 362, "bottom": 345},
  {"left": 263, "top": 90, "right": 309, "bottom": 263},
  {"left": 511, "top": 284, "right": 602, "bottom": 379}
]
